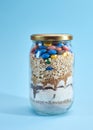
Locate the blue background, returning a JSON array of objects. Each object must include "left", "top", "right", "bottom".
[{"left": 0, "top": 0, "right": 93, "bottom": 130}]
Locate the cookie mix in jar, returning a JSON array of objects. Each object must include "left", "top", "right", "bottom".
[{"left": 30, "top": 34, "right": 74, "bottom": 115}]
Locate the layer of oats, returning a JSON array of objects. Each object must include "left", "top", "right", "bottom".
[{"left": 30, "top": 52, "right": 74, "bottom": 88}]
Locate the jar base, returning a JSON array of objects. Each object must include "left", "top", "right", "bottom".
[
  {"left": 30, "top": 99, "right": 73, "bottom": 115},
  {"left": 32, "top": 108, "right": 70, "bottom": 116}
]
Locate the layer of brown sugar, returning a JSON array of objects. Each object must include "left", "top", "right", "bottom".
[{"left": 42, "top": 72, "right": 72, "bottom": 90}]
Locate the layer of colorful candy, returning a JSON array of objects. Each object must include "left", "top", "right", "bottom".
[{"left": 31, "top": 41, "right": 71, "bottom": 58}]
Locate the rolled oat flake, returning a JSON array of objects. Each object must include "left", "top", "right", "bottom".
[{"left": 30, "top": 34, "right": 74, "bottom": 115}]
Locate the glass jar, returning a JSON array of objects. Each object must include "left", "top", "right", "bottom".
[{"left": 30, "top": 34, "right": 74, "bottom": 115}]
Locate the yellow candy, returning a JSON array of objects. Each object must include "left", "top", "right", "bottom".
[
  {"left": 51, "top": 55, "right": 57, "bottom": 59},
  {"left": 62, "top": 52, "right": 68, "bottom": 57},
  {"left": 44, "top": 42, "right": 52, "bottom": 47}
]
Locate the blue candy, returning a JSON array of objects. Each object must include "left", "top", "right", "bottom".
[
  {"left": 35, "top": 48, "right": 47, "bottom": 54},
  {"left": 46, "top": 66, "right": 54, "bottom": 71},
  {"left": 41, "top": 53, "right": 50, "bottom": 59},
  {"left": 40, "top": 49, "right": 47, "bottom": 55},
  {"left": 38, "top": 45, "right": 47, "bottom": 49},
  {"left": 56, "top": 43, "right": 64, "bottom": 47},
  {"left": 48, "top": 49, "right": 57, "bottom": 55},
  {"left": 35, "top": 49, "right": 39, "bottom": 53}
]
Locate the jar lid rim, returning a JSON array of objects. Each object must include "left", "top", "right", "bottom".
[{"left": 31, "top": 34, "right": 73, "bottom": 41}]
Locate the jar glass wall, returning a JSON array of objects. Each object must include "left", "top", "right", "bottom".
[{"left": 30, "top": 34, "right": 74, "bottom": 115}]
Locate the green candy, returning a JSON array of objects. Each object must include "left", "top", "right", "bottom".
[{"left": 45, "top": 58, "right": 51, "bottom": 64}]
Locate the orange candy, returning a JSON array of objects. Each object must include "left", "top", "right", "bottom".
[
  {"left": 56, "top": 47, "right": 62, "bottom": 51},
  {"left": 47, "top": 46, "right": 56, "bottom": 50}
]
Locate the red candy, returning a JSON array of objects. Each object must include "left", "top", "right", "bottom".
[
  {"left": 31, "top": 46, "right": 37, "bottom": 53},
  {"left": 62, "top": 46, "right": 69, "bottom": 51},
  {"left": 47, "top": 46, "right": 56, "bottom": 50}
]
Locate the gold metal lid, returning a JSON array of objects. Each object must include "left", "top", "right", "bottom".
[{"left": 31, "top": 34, "right": 73, "bottom": 41}]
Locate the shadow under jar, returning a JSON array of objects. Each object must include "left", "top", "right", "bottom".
[{"left": 30, "top": 34, "right": 74, "bottom": 115}]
